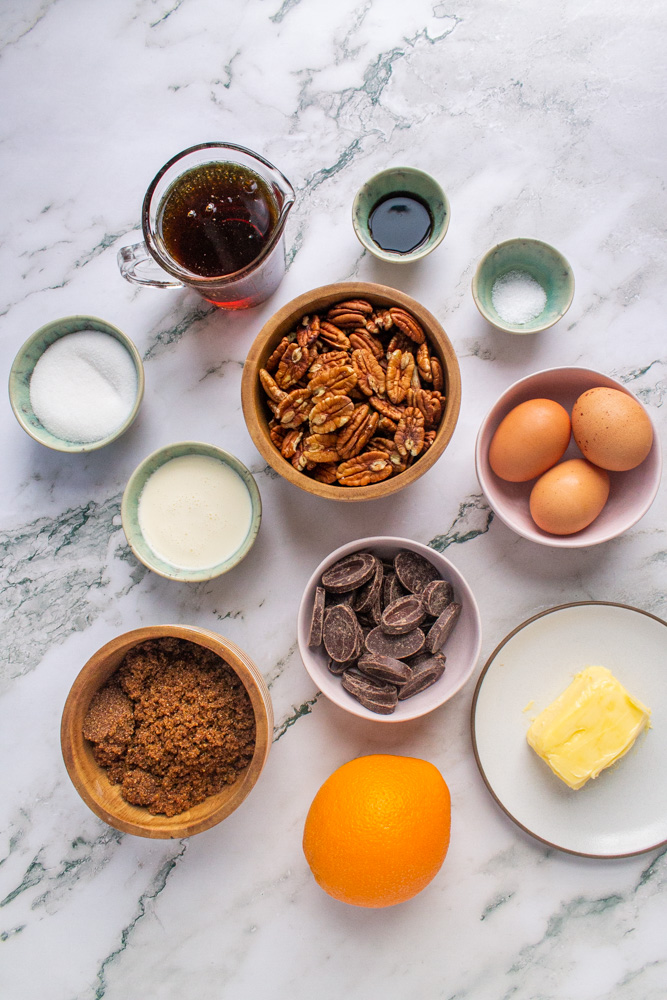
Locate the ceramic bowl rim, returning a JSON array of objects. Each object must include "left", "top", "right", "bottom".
[
  {"left": 352, "top": 166, "right": 451, "bottom": 263},
  {"left": 471, "top": 237, "right": 575, "bottom": 334},
  {"left": 474, "top": 366, "right": 662, "bottom": 548},
  {"left": 121, "top": 441, "right": 262, "bottom": 581},
  {"left": 8, "top": 315, "right": 145, "bottom": 452},
  {"left": 297, "top": 535, "right": 483, "bottom": 723}
]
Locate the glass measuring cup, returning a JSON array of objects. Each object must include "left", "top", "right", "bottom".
[{"left": 118, "top": 142, "right": 295, "bottom": 309}]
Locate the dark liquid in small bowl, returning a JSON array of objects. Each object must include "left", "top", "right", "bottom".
[
  {"left": 368, "top": 192, "right": 433, "bottom": 254},
  {"left": 159, "top": 162, "right": 278, "bottom": 277}
]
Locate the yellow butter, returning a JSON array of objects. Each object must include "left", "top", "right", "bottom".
[{"left": 527, "top": 666, "right": 650, "bottom": 790}]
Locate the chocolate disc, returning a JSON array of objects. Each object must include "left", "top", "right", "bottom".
[
  {"left": 381, "top": 572, "right": 404, "bottom": 610},
  {"left": 365, "top": 625, "right": 426, "bottom": 659},
  {"left": 398, "top": 655, "right": 446, "bottom": 700},
  {"left": 341, "top": 668, "right": 398, "bottom": 714},
  {"left": 357, "top": 653, "right": 412, "bottom": 685},
  {"left": 308, "top": 586, "right": 326, "bottom": 647},
  {"left": 394, "top": 549, "right": 441, "bottom": 594},
  {"left": 381, "top": 594, "right": 426, "bottom": 635},
  {"left": 427, "top": 602, "right": 462, "bottom": 653},
  {"left": 353, "top": 557, "right": 383, "bottom": 614},
  {"left": 321, "top": 552, "right": 377, "bottom": 593},
  {"left": 323, "top": 605, "right": 363, "bottom": 662},
  {"left": 421, "top": 579, "right": 454, "bottom": 617}
]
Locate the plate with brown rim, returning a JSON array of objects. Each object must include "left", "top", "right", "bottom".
[{"left": 471, "top": 602, "right": 667, "bottom": 857}]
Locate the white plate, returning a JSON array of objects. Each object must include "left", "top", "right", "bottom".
[{"left": 471, "top": 602, "right": 667, "bottom": 857}]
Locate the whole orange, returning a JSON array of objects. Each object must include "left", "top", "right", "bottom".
[{"left": 302, "top": 754, "right": 451, "bottom": 908}]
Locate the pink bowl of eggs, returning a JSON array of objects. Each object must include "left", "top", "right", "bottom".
[{"left": 475, "top": 367, "right": 662, "bottom": 547}]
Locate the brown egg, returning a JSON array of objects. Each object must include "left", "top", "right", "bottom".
[
  {"left": 489, "top": 398, "right": 571, "bottom": 482},
  {"left": 571, "top": 387, "right": 653, "bottom": 472},
  {"left": 529, "top": 459, "right": 610, "bottom": 535}
]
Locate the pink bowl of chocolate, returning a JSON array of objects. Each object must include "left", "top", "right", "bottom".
[{"left": 297, "top": 536, "right": 482, "bottom": 722}]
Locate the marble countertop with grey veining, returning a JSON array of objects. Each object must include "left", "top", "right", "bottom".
[{"left": 1, "top": 1, "right": 666, "bottom": 998}]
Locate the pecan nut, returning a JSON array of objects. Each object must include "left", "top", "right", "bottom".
[
  {"left": 386, "top": 349, "right": 416, "bottom": 405},
  {"left": 389, "top": 307, "right": 426, "bottom": 344},
  {"left": 336, "top": 451, "right": 393, "bottom": 487},
  {"left": 336, "top": 405, "right": 379, "bottom": 460},
  {"left": 275, "top": 342, "right": 313, "bottom": 389},
  {"left": 259, "top": 368, "right": 287, "bottom": 404},
  {"left": 308, "top": 363, "right": 357, "bottom": 398},
  {"left": 276, "top": 387, "right": 313, "bottom": 428},
  {"left": 395, "top": 407, "right": 426, "bottom": 457},
  {"left": 351, "top": 348, "right": 386, "bottom": 397},
  {"left": 309, "top": 394, "right": 354, "bottom": 433}
]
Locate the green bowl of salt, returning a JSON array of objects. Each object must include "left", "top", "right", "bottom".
[{"left": 472, "top": 238, "right": 574, "bottom": 334}]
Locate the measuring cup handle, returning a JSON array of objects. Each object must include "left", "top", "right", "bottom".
[{"left": 117, "top": 242, "right": 183, "bottom": 289}]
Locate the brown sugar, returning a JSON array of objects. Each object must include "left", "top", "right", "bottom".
[{"left": 83, "top": 637, "right": 256, "bottom": 816}]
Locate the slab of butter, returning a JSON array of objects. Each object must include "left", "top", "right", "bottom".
[{"left": 527, "top": 665, "right": 650, "bottom": 790}]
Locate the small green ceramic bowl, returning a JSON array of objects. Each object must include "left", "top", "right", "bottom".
[
  {"left": 352, "top": 167, "right": 450, "bottom": 263},
  {"left": 9, "top": 316, "right": 144, "bottom": 452},
  {"left": 472, "top": 238, "right": 574, "bottom": 334},
  {"left": 121, "top": 442, "right": 262, "bottom": 583}
]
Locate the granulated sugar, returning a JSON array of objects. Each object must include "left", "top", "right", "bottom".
[
  {"left": 30, "top": 330, "right": 138, "bottom": 443},
  {"left": 491, "top": 270, "right": 547, "bottom": 325}
]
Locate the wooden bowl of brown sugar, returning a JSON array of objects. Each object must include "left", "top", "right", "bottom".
[
  {"left": 241, "top": 281, "right": 462, "bottom": 501},
  {"left": 61, "top": 625, "right": 273, "bottom": 839}
]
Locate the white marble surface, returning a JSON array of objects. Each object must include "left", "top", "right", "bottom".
[{"left": 1, "top": 1, "right": 666, "bottom": 997}]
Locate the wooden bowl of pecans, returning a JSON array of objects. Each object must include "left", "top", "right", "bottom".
[
  {"left": 61, "top": 625, "right": 273, "bottom": 839},
  {"left": 241, "top": 282, "right": 461, "bottom": 500}
]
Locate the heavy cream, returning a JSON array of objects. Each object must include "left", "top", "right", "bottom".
[{"left": 138, "top": 454, "right": 253, "bottom": 570}]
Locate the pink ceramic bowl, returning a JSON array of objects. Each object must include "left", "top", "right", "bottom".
[
  {"left": 475, "top": 367, "right": 662, "bottom": 547},
  {"left": 297, "top": 536, "right": 482, "bottom": 723}
]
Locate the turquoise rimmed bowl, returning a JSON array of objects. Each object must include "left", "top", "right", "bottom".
[
  {"left": 8, "top": 315, "right": 144, "bottom": 452},
  {"left": 472, "top": 238, "right": 574, "bottom": 334},
  {"left": 352, "top": 167, "right": 450, "bottom": 263},
  {"left": 121, "top": 441, "right": 262, "bottom": 582}
]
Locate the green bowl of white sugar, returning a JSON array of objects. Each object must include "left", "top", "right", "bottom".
[
  {"left": 472, "top": 238, "right": 574, "bottom": 334},
  {"left": 9, "top": 316, "right": 144, "bottom": 452}
]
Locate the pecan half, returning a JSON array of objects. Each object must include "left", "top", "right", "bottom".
[
  {"left": 349, "top": 330, "right": 384, "bottom": 359},
  {"left": 389, "top": 307, "right": 426, "bottom": 344},
  {"left": 308, "top": 462, "right": 338, "bottom": 484},
  {"left": 308, "top": 363, "right": 357, "bottom": 398},
  {"left": 276, "top": 387, "right": 313, "bottom": 428},
  {"left": 307, "top": 350, "right": 349, "bottom": 377},
  {"left": 351, "top": 348, "right": 386, "bottom": 397},
  {"left": 269, "top": 420, "right": 287, "bottom": 450},
  {"left": 337, "top": 405, "right": 379, "bottom": 460},
  {"left": 431, "top": 356, "right": 445, "bottom": 392},
  {"left": 275, "top": 342, "right": 312, "bottom": 389},
  {"left": 386, "top": 349, "right": 415, "bottom": 405},
  {"left": 369, "top": 395, "right": 404, "bottom": 421},
  {"left": 416, "top": 342, "right": 433, "bottom": 382},
  {"left": 265, "top": 336, "right": 290, "bottom": 373},
  {"left": 395, "top": 406, "right": 425, "bottom": 457},
  {"left": 336, "top": 451, "right": 393, "bottom": 487},
  {"left": 413, "top": 388, "right": 444, "bottom": 429},
  {"left": 319, "top": 321, "right": 351, "bottom": 350},
  {"left": 297, "top": 314, "right": 320, "bottom": 347},
  {"left": 386, "top": 332, "right": 416, "bottom": 356},
  {"left": 309, "top": 394, "right": 354, "bottom": 433},
  {"left": 302, "top": 433, "right": 340, "bottom": 463},
  {"left": 259, "top": 368, "right": 287, "bottom": 404},
  {"left": 281, "top": 428, "right": 304, "bottom": 459}
]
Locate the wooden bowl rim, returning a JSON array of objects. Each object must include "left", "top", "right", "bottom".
[
  {"left": 241, "top": 281, "right": 462, "bottom": 501},
  {"left": 60, "top": 625, "right": 273, "bottom": 839}
]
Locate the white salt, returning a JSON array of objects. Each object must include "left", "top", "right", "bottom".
[
  {"left": 30, "top": 330, "right": 138, "bottom": 443},
  {"left": 491, "top": 270, "right": 547, "bottom": 325}
]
